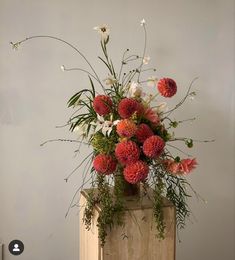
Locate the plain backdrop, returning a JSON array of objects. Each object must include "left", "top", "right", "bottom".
[{"left": 0, "top": 0, "right": 234, "bottom": 259}]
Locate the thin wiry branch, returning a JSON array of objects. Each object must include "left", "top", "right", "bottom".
[
  {"left": 166, "top": 143, "right": 193, "bottom": 157},
  {"left": 40, "top": 138, "right": 87, "bottom": 146},
  {"left": 163, "top": 77, "right": 199, "bottom": 118},
  {"left": 64, "top": 152, "right": 93, "bottom": 182},
  {"left": 11, "top": 35, "right": 105, "bottom": 89}
]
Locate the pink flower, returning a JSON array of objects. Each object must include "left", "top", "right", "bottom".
[
  {"left": 165, "top": 158, "right": 197, "bottom": 175},
  {"left": 144, "top": 108, "right": 160, "bottom": 125},
  {"left": 180, "top": 158, "right": 197, "bottom": 174},
  {"left": 164, "top": 159, "right": 180, "bottom": 174}
]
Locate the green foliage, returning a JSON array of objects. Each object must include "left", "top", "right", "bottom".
[
  {"left": 83, "top": 174, "right": 125, "bottom": 247},
  {"left": 91, "top": 132, "right": 117, "bottom": 154},
  {"left": 165, "top": 175, "right": 191, "bottom": 229},
  {"left": 113, "top": 173, "right": 125, "bottom": 225},
  {"left": 83, "top": 190, "right": 97, "bottom": 230},
  {"left": 96, "top": 175, "right": 115, "bottom": 246},
  {"left": 153, "top": 180, "right": 166, "bottom": 239}
]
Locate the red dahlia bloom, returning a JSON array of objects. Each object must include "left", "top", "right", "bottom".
[
  {"left": 93, "top": 95, "right": 113, "bottom": 116},
  {"left": 116, "top": 119, "right": 137, "bottom": 138},
  {"left": 135, "top": 123, "right": 154, "bottom": 143},
  {"left": 115, "top": 140, "right": 140, "bottom": 165},
  {"left": 93, "top": 154, "right": 117, "bottom": 175},
  {"left": 157, "top": 78, "right": 177, "bottom": 98},
  {"left": 118, "top": 98, "right": 144, "bottom": 119},
  {"left": 124, "top": 160, "right": 149, "bottom": 184},
  {"left": 143, "top": 135, "right": 165, "bottom": 158}
]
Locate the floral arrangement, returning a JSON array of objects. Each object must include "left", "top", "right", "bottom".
[{"left": 11, "top": 19, "right": 211, "bottom": 247}]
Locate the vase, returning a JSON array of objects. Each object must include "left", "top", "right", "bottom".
[{"left": 114, "top": 172, "right": 140, "bottom": 197}]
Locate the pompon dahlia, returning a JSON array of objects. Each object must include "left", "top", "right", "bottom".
[
  {"left": 124, "top": 160, "right": 149, "bottom": 184},
  {"left": 157, "top": 78, "right": 177, "bottom": 98},
  {"left": 116, "top": 119, "right": 137, "bottom": 138},
  {"left": 143, "top": 135, "right": 165, "bottom": 158},
  {"left": 115, "top": 140, "right": 140, "bottom": 165},
  {"left": 93, "top": 95, "right": 113, "bottom": 116},
  {"left": 135, "top": 123, "right": 154, "bottom": 143},
  {"left": 93, "top": 154, "right": 117, "bottom": 175},
  {"left": 118, "top": 98, "right": 144, "bottom": 119}
]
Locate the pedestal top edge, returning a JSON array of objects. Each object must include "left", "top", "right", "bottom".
[{"left": 81, "top": 188, "right": 174, "bottom": 211}]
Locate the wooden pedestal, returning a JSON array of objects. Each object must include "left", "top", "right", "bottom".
[{"left": 79, "top": 189, "right": 176, "bottom": 260}]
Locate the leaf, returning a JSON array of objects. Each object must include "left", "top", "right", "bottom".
[
  {"left": 68, "top": 93, "right": 82, "bottom": 107},
  {"left": 67, "top": 89, "right": 94, "bottom": 108},
  {"left": 88, "top": 76, "right": 95, "bottom": 98},
  {"left": 98, "top": 56, "right": 113, "bottom": 74}
]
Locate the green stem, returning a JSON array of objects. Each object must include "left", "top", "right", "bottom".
[{"left": 13, "top": 35, "right": 105, "bottom": 89}]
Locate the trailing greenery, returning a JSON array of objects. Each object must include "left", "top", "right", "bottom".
[
  {"left": 153, "top": 180, "right": 166, "bottom": 239},
  {"left": 83, "top": 173, "right": 125, "bottom": 247},
  {"left": 165, "top": 174, "right": 191, "bottom": 230}
]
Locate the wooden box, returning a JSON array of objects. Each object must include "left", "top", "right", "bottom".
[{"left": 79, "top": 189, "right": 176, "bottom": 260}]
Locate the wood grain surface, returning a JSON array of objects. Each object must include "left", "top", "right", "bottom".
[{"left": 79, "top": 189, "right": 175, "bottom": 260}]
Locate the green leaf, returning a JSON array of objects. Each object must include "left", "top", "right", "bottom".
[
  {"left": 88, "top": 76, "right": 95, "bottom": 98},
  {"left": 68, "top": 92, "right": 82, "bottom": 107},
  {"left": 67, "top": 89, "right": 93, "bottom": 108},
  {"left": 98, "top": 56, "right": 113, "bottom": 74}
]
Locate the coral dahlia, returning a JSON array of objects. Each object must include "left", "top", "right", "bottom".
[
  {"left": 124, "top": 160, "right": 149, "bottom": 184},
  {"left": 93, "top": 154, "right": 117, "bottom": 175},
  {"left": 118, "top": 98, "right": 144, "bottom": 119},
  {"left": 116, "top": 119, "right": 137, "bottom": 138},
  {"left": 143, "top": 135, "right": 165, "bottom": 158},
  {"left": 115, "top": 140, "right": 140, "bottom": 165},
  {"left": 164, "top": 158, "right": 197, "bottom": 175},
  {"left": 135, "top": 123, "right": 154, "bottom": 143},
  {"left": 164, "top": 159, "right": 181, "bottom": 174},
  {"left": 157, "top": 78, "right": 177, "bottom": 98},
  {"left": 93, "top": 95, "right": 113, "bottom": 116},
  {"left": 180, "top": 158, "right": 197, "bottom": 174}
]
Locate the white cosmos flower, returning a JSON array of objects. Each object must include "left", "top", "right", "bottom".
[
  {"left": 140, "top": 19, "right": 146, "bottom": 26},
  {"left": 103, "top": 75, "right": 117, "bottom": 86},
  {"left": 154, "top": 102, "right": 168, "bottom": 114},
  {"left": 93, "top": 24, "right": 110, "bottom": 42},
  {"left": 143, "top": 56, "right": 150, "bottom": 65},
  {"left": 127, "top": 81, "right": 144, "bottom": 98},
  {"left": 147, "top": 76, "right": 158, "bottom": 87},
  {"left": 147, "top": 77, "right": 158, "bottom": 87},
  {"left": 90, "top": 115, "right": 117, "bottom": 136},
  {"left": 102, "top": 121, "right": 113, "bottom": 136}
]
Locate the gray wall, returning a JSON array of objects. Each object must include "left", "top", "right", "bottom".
[{"left": 0, "top": 0, "right": 234, "bottom": 259}]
